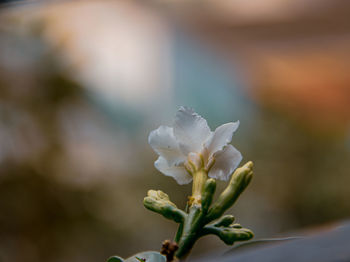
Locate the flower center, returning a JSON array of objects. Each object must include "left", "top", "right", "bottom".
[{"left": 184, "top": 152, "right": 203, "bottom": 173}]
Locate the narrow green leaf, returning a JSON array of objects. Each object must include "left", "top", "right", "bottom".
[
  {"left": 107, "top": 256, "right": 124, "bottom": 262},
  {"left": 124, "top": 251, "right": 166, "bottom": 262}
]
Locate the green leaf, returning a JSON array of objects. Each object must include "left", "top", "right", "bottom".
[
  {"left": 107, "top": 256, "right": 124, "bottom": 262},
  {"left": 125, "top": 251, "right": 166, "bottom": 262},
  {"left": 226, "top": 237, "right": 304, "bottom": 254},
  {"left": 108, "top": 251, "right": 165, "bottom": 262}
]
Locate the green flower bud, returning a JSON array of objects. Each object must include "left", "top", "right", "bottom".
[
  {"left": 212, "top": 215, "right": 235, "bottom": 227},
  {"left": 206, "top": 161, "right": 253, "bottom": 222},
  {"left": 144, "top": 190, "right": 186, "bottom": 223},
  {"left": 201, "top": 178, "right": 216, "bottom": 213},
  {"left": 201, "top": 225, "right": 254, "bottom": 245}
]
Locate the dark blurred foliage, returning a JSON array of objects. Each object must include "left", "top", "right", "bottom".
[
  {"left": 0, "top": 37, "right": 107, "bottom": 262},
  {"left": 0, "top": 23, "right": 182, "bottom": 262}
]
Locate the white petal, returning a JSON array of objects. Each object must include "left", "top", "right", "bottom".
[
  {"left": 154, "top": 157, "right": 192, "bottom": 185},
  {"left": 208, "top": 144, "right": 242, "bottom": 181},
  {"left": 173, "top": 106, "right": 211, "bottom": 154},
  {"left": 205, "top": 121, "right": 239, "bottom": 156},
  {"left": 148, "top": 126, "right": 186, "bottom": 166}
]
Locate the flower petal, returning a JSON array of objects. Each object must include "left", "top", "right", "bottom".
[
  {"left": 173, "top": 106, "right": 211, "bottom": 154},
  {"left": 148, "top": 125, "right": 185, "bottom": 166},
  {"left": 205, "top": 121, "right": 239, "bottom": 156},
  {"left": 154, "top": 157, "right": 192, "bottom": 185},
  {"left": 208, "top": 144, "right": 242, "bottom": 181}
]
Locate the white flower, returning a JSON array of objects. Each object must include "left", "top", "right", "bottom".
[{"left": 149, "top": 107, "right": 242, "bottom": 185}]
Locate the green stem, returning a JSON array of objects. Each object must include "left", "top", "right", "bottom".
[
  {"left": 174, "top": 222, "right": 184, "bottom": 243},
  {"left": 175, "top": 170, "right": 209, "bottom": 259},
  {"left": 145, "top": 162, "right": 254, "bottom": 260},
  {"left": 175, "top": 206, "right": 203, "bottom": 259}
]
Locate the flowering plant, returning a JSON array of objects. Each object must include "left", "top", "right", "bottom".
[{"left": 108, "top": 107, "right": 254, "bottom": 262}]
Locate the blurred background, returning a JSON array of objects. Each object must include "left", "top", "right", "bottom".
[{"left": 0, "top": 0, "right": 349, "bottom": 261}]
